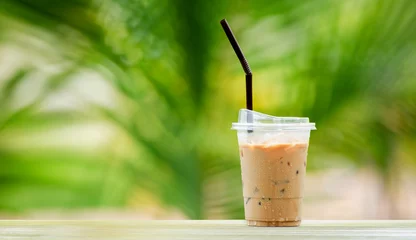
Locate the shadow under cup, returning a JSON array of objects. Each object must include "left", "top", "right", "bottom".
[{"left": 232, "top": 109, "right": 316, "bottom": 227}]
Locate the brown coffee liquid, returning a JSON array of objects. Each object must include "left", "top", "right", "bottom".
[{"left": 239, "top": 143, "right": 308, "bottom": 227}]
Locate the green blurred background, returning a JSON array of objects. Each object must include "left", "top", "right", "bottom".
[{"left": 1, "top": 0, "right": 416, "bottom": 220}]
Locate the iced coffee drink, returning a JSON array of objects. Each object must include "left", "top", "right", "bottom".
[{"left": 232, "top": 109, "right": 315, "bottom": 227}]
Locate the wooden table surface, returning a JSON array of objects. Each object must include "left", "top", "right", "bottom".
[{"left": 0, "top": 220, "right": 415, "bottom": 240}]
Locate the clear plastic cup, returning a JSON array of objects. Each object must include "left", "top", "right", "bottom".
[{"left": 231, "top": 109, "right": 316, "bottom": 227}]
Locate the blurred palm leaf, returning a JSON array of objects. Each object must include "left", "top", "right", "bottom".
[{"left": 0, "top": 0, "right": 416, "bottom": 220}]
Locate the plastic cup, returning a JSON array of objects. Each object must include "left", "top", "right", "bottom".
[{"left": 231, "top": 109, "right": 316, "bottom": 227}]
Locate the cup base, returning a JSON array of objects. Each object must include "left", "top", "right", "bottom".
[{"left": 246, "top": 220, "right": 301, "bottom": 227}]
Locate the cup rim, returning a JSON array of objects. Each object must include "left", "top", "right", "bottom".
[{"left": 231, "top": 122, "right": 316, "bottom": 131}]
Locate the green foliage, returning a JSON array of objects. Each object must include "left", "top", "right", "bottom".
[{"left": 0, "top": 0, "right": 415, "bottom": 219}]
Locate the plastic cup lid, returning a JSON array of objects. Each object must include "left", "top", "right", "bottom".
[{"left": 231, "top": 109, "right": 316, "bottom": 131}]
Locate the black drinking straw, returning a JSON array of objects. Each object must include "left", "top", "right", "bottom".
[{"left": 220, "top": 19, "right": 253, "bottom": 110}]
